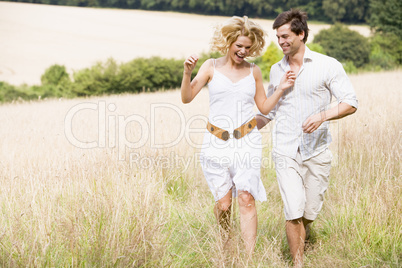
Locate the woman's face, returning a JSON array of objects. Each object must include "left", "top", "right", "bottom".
[{"left": 228, "top": 35, "right": 252, "bottom": 64}]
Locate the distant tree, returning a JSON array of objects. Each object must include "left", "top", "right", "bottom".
[
  {"left": 0, "top": 0, "right": 372, "bottom": 23},
  {"left": 370, "top": 32, "right": 402, "bottom": 67},
  {"left": 274, "top": 0, "right": 326, "bottom": 21},
  {"left": 368, "top": 0, "right": 402, "bottom": 67},
  {"left": 244, "top": 0, "right": 276, "bottom": 18},
  {"left": 322, "top": 0, "right": 344, "bottom": 23},
  {"left": 40, "top": 64, "right": 73, "bottom": 97},
  {"left": 344, "top": 0, "right": 369, "bottom": 22},
  {"left": 296, "top": 0, "right": 326, "bottom": 21},
  {"left": 322, "top": 0, "right": 369, "bottom": 23},
  {"left": 41, "top": 64, "right": 70, "bottom": 86},
  {"left": 313, "top": 23, "right": 370, "bottom": 67},
  {"left": 369, "top": 0, "right": 402, "bottom": 37}
]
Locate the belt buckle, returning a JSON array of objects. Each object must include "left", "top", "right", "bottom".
[
  {"left": 222, "top": 130, "right": 241, "bottom": 141},
  {"left": 221, "top": 131, "right": 229, "bottom": 141},
  {"left": 233, "top": 129, "right": 241, "bottom": 139}
]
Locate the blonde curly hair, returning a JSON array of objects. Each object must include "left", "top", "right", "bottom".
[{"left": 211, "top": 16, "right": 267, "bottom": 58}]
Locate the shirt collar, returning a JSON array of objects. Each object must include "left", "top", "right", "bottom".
[{"left": 278, "top": 46, "right": 314, "bottom": 70}]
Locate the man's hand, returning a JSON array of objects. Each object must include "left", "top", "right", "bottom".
[
  {"left": 302, "top": 111, "right": 326, "bottom": 133},
  {"left": 302, "top": 103, "right": 357, "bottom": 133}
]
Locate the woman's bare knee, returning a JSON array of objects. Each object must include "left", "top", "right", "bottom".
[
  {"left": 217, "top": 192, "right": 232, "bottom": 211},
  {"left": 217, "top": 200, "right": 231, "bottom": 211},
  {"left": 238, "top": 191, "right": 255, "bottom": 208}
]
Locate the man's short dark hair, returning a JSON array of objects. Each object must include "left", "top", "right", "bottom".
[{"left": 273, "top": 9, "right": 309, "bottom": 43}]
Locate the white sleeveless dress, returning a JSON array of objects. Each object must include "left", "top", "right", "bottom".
[{"left": 199, "top": 59, "right": 267, "bottom": 202}]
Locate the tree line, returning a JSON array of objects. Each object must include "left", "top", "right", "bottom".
[
  {"left": 1, "top": 21, "right": 400, "bottom": 103},
  {"left": 1, "top": 0, "right": 400, "bottom": 103},
  {"left": 1, "top": 0, "right": 389, "bottom": 24}
]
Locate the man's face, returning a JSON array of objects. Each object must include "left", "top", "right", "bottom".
[{"left": 276, "top": 23, "right": 304, "bottom": 56}]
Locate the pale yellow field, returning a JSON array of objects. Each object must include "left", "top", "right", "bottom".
[
  {"left": 0, "top": 2, "right": 400, "bottom": 266},
  {"left": 0, "top": 1, "right": 370, "bottom": 85},
  {"left": 0, "top": 70, "right": 400, "bottom": 266}
]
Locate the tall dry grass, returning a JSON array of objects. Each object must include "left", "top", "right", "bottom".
[{"left": 0, "top": 70, "right": 400, "bottom": 267}]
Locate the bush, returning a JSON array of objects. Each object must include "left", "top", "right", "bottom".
[
  {"left": 370, "top": 47, "right": 397, "bottom": 70},
  {"left": 118, "top": 57, "right": 184, "bottom": 93},
  {"left": 39, "top": 64, "right": 74, "bottom": 98},
  {"left": 342, "top": 61, "right": 358, "bottom": 74},
  {"left": 257, "top": 42, "right": 283, "bottom": 81},
  {"left": 1, "top": 57, "right": 189, "bottom": 103},
  {"left": 72, "top": 57, "right": 185, "bottom": 95},
  {"left": 0, "top": 81, "right": 24, "bottom": 103},
  {"left": 0, "top": 82, "right": 40, "bottom": 102},
  {"left": 307, "top": 43, "right": 326, "bottom": 54},
  {"left": 41, "top": 64, "right": 70, "bottom": 86},
  {"left": 313, "top": 23, "right": 370, "bottom": 68},
  {"left": 73, "top": 58, "right": 122, "bottom": 96},
  {"left": 369, "top": 32, "right": 402, "bottom": 69}
]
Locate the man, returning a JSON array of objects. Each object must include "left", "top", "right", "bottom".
[{"left": 256, "top": 9, "right": 358, "bottom": 267}]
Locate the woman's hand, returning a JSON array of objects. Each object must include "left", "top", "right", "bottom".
[
  {"left": 181, "top": 56, "right": 211, "bottom": 103},
  {"left": 277, "top": 70, "right": 296, "bottom": 92},
  {"left": 183, "top": 55, "right": 199, "bottom": 75}
]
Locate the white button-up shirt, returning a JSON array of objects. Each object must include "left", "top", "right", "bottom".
[{"left": 263, "top": 47, "right": 358, "bottom": 160}]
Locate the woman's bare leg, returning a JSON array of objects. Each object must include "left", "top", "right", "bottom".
[
  {"left": 214, "top": 189, "right": 233, "bottom": 233},
  {"left": 238, "top": 191, "right": 257, "bottom": 256}
]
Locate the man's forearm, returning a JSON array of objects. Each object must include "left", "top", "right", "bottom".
[
  {"left": 256, "top": 114, "right": 271, "bottom": 130},
  {"left": 302, "top": 102, "right": 357, "bottom": 133},
  {"left": 322, "top": 102, "right": 357, "bottom": 121}
]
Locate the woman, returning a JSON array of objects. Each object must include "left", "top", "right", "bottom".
[{"left": 181, "top": 16, "right": 295, "bottom": 254}]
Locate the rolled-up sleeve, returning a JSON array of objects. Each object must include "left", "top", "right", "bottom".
[{"left": 328, "top": 60, "right": 358, "bottom": 109}]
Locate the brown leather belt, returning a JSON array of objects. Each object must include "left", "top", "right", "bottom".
[{"left": 207, "top": 118, "right": 257, "bottom": 141}]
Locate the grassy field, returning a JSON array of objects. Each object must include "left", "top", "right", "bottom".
[{"left": 0, "top": 70, "right": 400, "bottom": 267}]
